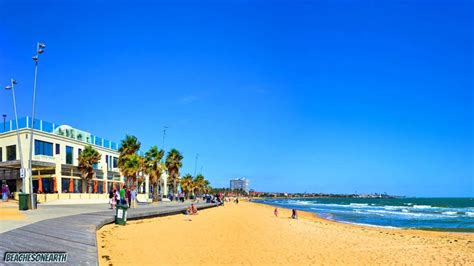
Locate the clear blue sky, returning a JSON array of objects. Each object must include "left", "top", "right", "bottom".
[{"left": 1, "top": 0, "right": 472, "bottom": 197}]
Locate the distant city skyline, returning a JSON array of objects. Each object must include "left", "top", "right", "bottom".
[{"left": 0, "top": 0, "right": 472, "bottom": 197}]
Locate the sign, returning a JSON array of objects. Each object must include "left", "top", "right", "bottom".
[{"left": 20, "top": 168, "right": 25, "bottom": 178}]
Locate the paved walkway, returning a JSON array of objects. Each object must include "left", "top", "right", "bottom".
[{"left": 0, "top": 202, "right": 218, "bottom": 265}]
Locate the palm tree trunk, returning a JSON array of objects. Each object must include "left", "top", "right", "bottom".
[{"left": 153, "top": 183, "right": 159, "bottom": 202}]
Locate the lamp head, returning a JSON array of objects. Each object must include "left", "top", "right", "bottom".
[
  {"left": 5, "top": 85, "right": 12, "bottom": 90},
  {"left": 11, "top": 79, "right": 17, "bottom": 85},
  {"left": 38, "top": 42, "right": 46, "bottom": 49},
  {"left": 32, "top": 55, "right": 38, "bottom": 61},
  {"left": 38, "top": 49, "right": 44, "bottom": 54}
]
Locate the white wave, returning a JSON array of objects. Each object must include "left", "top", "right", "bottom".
[
  {"left": 362, "top": 209, "right": 446, "bottom": 218},
  {"left": 384, "top": 206, "right": 406, "bottom": 210},
  {"left": 466, "top": 212, "right": 474, "bottom": 217},
  {"left": 442, "top": 211, "right": 458, "bottom": 216},
  {"left": 402, "top": 209, "right": 409, "bottom": 213},
  {"left": 413, "top": 205, "right": 432, "bottom": 209},
  {"left": 350, "top": 203, "right": 368, "bottom": 207},
  {"left": 339, "top": 221, "right": 399, "bottom": 229}
]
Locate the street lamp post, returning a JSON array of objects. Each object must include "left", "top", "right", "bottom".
[
  {"left": 27, "top": 42, "right": 46, "bottom": 209},
  {"left": 5, "top": 79, "right": 26, "bottom": 192},
  {"left": 161, "top": 126, "right": 168, "bottom": 152},
  {"left": 194, "top": 153, "right": 199, "bottom": 176}
]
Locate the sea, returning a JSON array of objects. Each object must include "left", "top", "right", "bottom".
[{"left": 253, "top": 197, "right": 474, "bottom": 232}]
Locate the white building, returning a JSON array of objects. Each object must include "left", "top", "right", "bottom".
[
  {"left": 0, "top": 117, "right": 167, "bottom": 202},
  {"left": 230, "top": 177, "right": 250, "bottom": 193}
]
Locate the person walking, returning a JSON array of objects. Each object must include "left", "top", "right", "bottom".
[
  {"left": 126, "top": 187, "right": 131, "bottom": 208},
  {"left": 108, "top": 190, "right": 114, "bottom": 209},
  {"left": 2, "top": 185, "right": 7, "bottom": 201},
  {"left": 131, "top": 187, "right": 137, "bottom": 208},
  {"left": 112, "top": 189, "right": 118, "bottom": 209},
  {"left": 120, "top": 186, "right": 126, "bottom": 205},
  {"left": 291, "top": 209, "right": 298, "bottom": 219}
]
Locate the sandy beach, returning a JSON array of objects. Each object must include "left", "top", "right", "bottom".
[{"left": 97, "top": 201, "right": 474, "bottom": 265}]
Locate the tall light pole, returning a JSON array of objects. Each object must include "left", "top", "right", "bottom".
[
  {"left": 161, "top": 126, "right": 168, "bottom": 151},
  {"left": 160, "top": 126, "right": 168, "bottom": 200},
  {"left": 28, "top": 42, "right": 46, "bottom": 209},
  {"left": 194, "top": 153, "right": 199, "bottom": 176},
  {"left": 5, "top": 79, "right": 25, "bottom": 193}
]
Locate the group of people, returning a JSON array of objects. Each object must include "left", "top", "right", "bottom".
[
  {"left": 168, "top": 192, "right": 186, "bottom": 202},
  {"left": 109, "top": 185, "right": 137, "bottom": 209},
  {"left": 1, "top": 184, "right": 10, "bottom": 201},
  {"left": 203, "top": 193, "right": 223, "bottom": 204},
  {"left": 273, "top": 207, "right": 298, "bottom": 219}
]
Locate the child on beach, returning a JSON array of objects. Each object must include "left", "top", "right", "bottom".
[{"left": 274, "top": 208, "right": 279, "bottom": 217}]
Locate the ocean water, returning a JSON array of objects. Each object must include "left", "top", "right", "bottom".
[{"left": 253, "top": 197, "right": 474, "bottom": 232}]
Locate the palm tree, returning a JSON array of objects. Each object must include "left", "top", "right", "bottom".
[
  {"left": 193, "top": 174, "right": 206, "bottom": 197},
  {"left": 165, "top": 148, "right": 183, "bottom": 196},
  {"left": 180, "top": 174, "right": 194, "bottom": 199},
  {"left": 118, "top": 135, "right": 141, "bottom": 186},
  {"left": 78, "top": 145, "right": 101, "bottom": 193},
  {"left": 121, "top": 153, "right": 143, "bottom": 186},
  {"left": 144, "top": 146, "right": 165, "bottom": 201},
  {"left": 203, "top": 179, "right": 211, "bottom": 194}
]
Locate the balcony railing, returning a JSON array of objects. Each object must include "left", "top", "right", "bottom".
[{"left": 0, "top": 117, "right": 119, "bottom": 151}]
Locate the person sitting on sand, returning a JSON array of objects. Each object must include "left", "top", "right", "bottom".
[
  {"left": 291, "top": 209, "right": 298, "bottom": 219},
  {"left": 192, "top": 203, "right": 199, "bottom": 214},
  {"left": 274, "top": 208, "right": 279, "bottom": 217}
]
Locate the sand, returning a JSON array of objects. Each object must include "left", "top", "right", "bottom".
[
  {"left": 97, "top": 201, "right": 474, "bottom": 265},
  {"left": 0, "top": 201, "right": 25, "bottom": 221}
]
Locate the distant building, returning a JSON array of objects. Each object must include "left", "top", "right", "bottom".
[{"left": 230, "top": 177, "right": 249, "bottom": 193}]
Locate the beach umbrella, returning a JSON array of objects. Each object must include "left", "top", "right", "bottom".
[
  {"left": 38, "top": 176, "right": 43, "bottom": 193},
  {"left": 68, "top": 178, "right": 74, "bottom": 193},
  {"left": 103, "top": 181, "right": 107, "bottom": 193},
  {"left": 93, "top": 180, "right": 98, "bottom": 193},
  {"left": 53, "top": 176, "right": 57, "bottom": 192}
]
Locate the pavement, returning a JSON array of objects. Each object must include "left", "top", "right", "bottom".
[{"left": 0, "top": 199, "right": 200, "bottom": 234}]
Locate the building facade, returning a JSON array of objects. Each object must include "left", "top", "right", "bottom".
[
  {"left": 0, "top": 117, "right": 168, "bottom": 202},
  {"left": 230, "top": 177, "right": 250, "bottom": 193}
]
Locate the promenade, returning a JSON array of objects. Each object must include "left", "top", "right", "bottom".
[{"left": 0, "top": 201, "right": 218, "bottom": 265}]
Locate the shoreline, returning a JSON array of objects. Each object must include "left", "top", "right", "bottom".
[
  {"left": 252, "top": 201, "right": 474, "bottom": 236},
  {"left": 251, "top": 200, "right": 474, "bottom": 233},
  {"left": 97, "top": 201, "right": 474, "bottom": 265}
]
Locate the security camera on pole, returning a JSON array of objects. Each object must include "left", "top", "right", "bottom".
[{"left": 27, "top": 42, "right": 46, "bottom": 209}]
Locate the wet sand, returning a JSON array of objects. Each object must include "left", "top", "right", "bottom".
[{"left": 97, "top": 201, "right": 474, "bottom": 265}]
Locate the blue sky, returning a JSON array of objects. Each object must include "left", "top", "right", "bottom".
[{"left": 0, "top": 0, "right": 472, "bottom": 196}]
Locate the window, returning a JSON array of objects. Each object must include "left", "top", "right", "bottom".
[
  {"left": 34, "top": 140, "right": 53, "bottom": 156},
  {"left": 0, "top": 147, "right": 2, "bottom": 162},
  {"left": 6, "top": 145, "right": 16, "bottom": 161},
  {"left": 113, "top": 157, "right": 118, "bottom": 168},
  {"left": 55, "top": 144, "right": 60, "bottom": 155},
  {"left": 66, "top": 146, "right": 73, "bottom": 164},
  {"left": 78, "top": 148, "right": 82, "bottom": 157}
]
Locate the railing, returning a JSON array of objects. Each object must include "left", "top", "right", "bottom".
[{"left": 0, "top": 117, "right": 119, "bottom": 151}]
